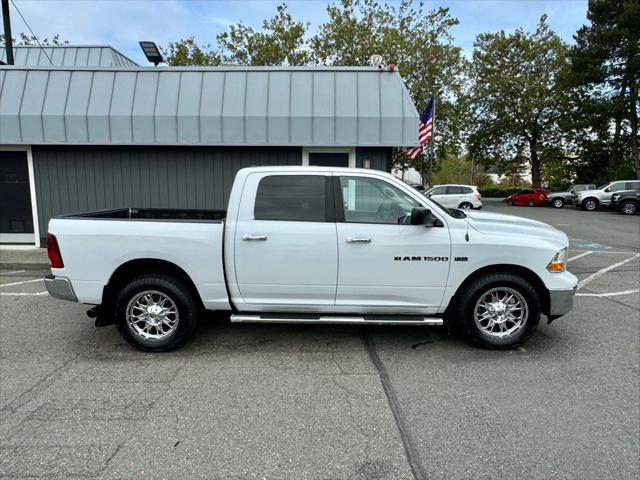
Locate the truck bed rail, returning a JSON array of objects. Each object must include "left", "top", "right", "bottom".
[{"left": 56, "top": 208, "right": 226, "bottom": 222}]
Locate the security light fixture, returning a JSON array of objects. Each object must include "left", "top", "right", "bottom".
[{"left": 139, "top": 41, "right": 163, "bottom": 66}]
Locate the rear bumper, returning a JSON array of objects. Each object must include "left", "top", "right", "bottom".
[
  {"left": 44, "top": 274, "right": 78, "bottom": 302},
  {"left": 547, "top": 286, "right": 576, "bottom": 319}
]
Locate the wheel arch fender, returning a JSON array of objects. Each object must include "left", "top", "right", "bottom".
[
  {"left": 97, "top": 258, "right": 204, "bottom": 327},
  {"left": 446, "top": 264, "right": 550, "bottom": 318}
]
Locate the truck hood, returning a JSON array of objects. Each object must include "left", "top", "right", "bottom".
[{"left": 465, "top": 210, "right": 568, "bottom": 247}]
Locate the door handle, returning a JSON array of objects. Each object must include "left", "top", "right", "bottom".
[
  {"left": 346, "top": 237, "right": 371, "bottom": 244},
  {"left": 242, "top": 234, "right": 268, "bottom": 241}
]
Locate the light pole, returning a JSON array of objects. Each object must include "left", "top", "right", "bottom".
[{"left": 2, "top": 0, "right": 14, "bottom": 65}]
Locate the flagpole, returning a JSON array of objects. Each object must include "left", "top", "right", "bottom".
[{"left": 429, "top": 92, "right": 436, "bottom": 187}]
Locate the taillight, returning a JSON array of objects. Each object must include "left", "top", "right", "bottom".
[
  {"left": 475, "top": 193, "right": 481, "bottom": 200},
  {"left": 47, "top": 234, "right": 64, "bottom": 268}
]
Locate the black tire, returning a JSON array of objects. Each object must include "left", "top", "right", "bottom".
[
  {"left": 582, "top": 198, "right": 598, "bottom": 211},
  {"left": 620, "top": 200, "right": 638, "bottom": 215},
  {"left": 552, "top": 198, "right": 564, "bottom": 208},
  {"left": 115, "top": 274, "right": 199, "bottom": 351},
  {"left": 453, "top": 272, "right": 541, "bottom": 349},
  {"left": 458, "top": 202, "right": 472, "bottom": 209}
]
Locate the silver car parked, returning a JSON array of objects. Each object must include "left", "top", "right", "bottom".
[
  {"left": 547, "top": 184, "right": 595, "bottom": 208},
  {"left": 574, "top": 180, "right": 640, "bottom": 211}
]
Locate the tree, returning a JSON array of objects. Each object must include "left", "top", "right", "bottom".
[
  {"left": 311, "top": 0, "right": 467, "bottom": 159},
  {"left": 467, "top": 16, "right": 569, "bottom": 187},
  {"left": 0, "top": 32, "right": 67, "bottom": 46},
  {"left": 563, "top": 0, "right": 640, "bottom": 179},
  {"left": 217, "top": 3, "right": 309, "bottom": 65},
  {"left": 163, "top": 37, "right": 220, "bottom": 66}
]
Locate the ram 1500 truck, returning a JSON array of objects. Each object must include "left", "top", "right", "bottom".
[{"left": 45, "top": 167, "right": 577, "bottom": 351}]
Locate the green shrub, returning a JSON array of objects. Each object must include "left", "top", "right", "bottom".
[{"left": 479, "top": 187, "right": 522, "bottom": 198}]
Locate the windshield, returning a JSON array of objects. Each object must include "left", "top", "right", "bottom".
[{"left": 597, "top": 183, "right": 610, "bottom": 190}]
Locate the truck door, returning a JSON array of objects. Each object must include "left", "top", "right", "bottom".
[
  {"left": 334, "top": 174, "right": 450, "bottom": 313},
  {"left": 233, "top": 172, "right": 338, "bottom": 306}
]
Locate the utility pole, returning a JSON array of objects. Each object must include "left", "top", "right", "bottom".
[{"left": 1, "top": 0, "right": 14, "bottom": 65}]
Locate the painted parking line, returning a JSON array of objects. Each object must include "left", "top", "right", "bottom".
[
  {"left": 0, "top": 270, "right": 26, "bottom": 276},
  {"left": 568, "top": 251, "right": 593, "bottom": 262},
  {"left": 0, "top": 278, "right": 43, "bottom": 288},
  {"left": 578, "top": 253, "right": 640, "bottom": 290},
  {"left": 0, "top": 291, "right": 48, "bottom": 296},
  {"left": 577, "top": 289, "right": 640, "bottom": 298}
]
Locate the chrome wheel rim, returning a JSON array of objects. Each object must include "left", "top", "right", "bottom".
[
  {"left": 460, "top": 203, "right": 471, "bottom": 209},
  {"left": 553, "top": 199, "right": 563, "bottom": 208},
  {"left": 474, "top": 287, "right": 528, "bottom": 339},
  {"left": 585, "top": 200, "right": 596, "bottom": 210},
  {"left": 622, "top": 202, "right": 636, "bottom": 214},
  {"left": 126, "top": 290, "right": 179, "bottom": 341}
]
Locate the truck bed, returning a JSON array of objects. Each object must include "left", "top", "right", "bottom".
[
  {"left": 48, "top": 210, "right": 229, "bottom": 310},
  {"left": 57, "top": 208, "right": 226, "bottom": 222}
]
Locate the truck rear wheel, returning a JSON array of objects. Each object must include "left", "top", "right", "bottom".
[
  {"left": 454, "top": 272, "right": 540, "bottom": 349},
  {"left": 115, "top": 274, "right": 199, "bottom": 351}
]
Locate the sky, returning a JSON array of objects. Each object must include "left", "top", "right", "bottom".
[{"left": 3, "top": 0, "right": 589, "bottom": 65}]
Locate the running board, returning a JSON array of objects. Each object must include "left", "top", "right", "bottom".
[{"left": 230, "top": 314, "right": 443, "bottom": 326}]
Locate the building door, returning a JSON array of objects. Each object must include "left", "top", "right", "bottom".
[
  {"left": 308, "top": 152, "right": 349, "bottom": 167},
  {"left": 0, "top": 151, "right": 35, "bottom": 244}
]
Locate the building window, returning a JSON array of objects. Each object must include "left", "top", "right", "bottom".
[{"left": 302, "top": 148, "right": 356, "bottom": 168}]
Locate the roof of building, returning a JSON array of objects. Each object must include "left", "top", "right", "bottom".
[
  {"left": 0, "top": 65, "right": 419, "bottom": 147},
  {"left": 0, "top": 45, "right": 138, "bottom": 67}
]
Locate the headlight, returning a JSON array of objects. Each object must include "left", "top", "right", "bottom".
[{"left": 547, "top": 248, "right": 567, "bottom": 273}]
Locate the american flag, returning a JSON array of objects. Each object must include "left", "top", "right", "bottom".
[{"left": 407, "top": 96, "right": 434, "bottom": 159}]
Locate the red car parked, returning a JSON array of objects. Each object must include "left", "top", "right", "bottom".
[{"left": 507, "top": 188, "right": 548, "bottom": 206}]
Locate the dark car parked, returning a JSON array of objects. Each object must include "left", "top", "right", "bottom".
[
  {"left": 547, "top": 184, "right": 596, "bottom": 208},
  {"left": 612, "top": 190, "right": 640, "bottom": 215}
]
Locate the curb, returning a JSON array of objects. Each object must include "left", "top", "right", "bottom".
[{"left": 1, "top": 263, "right": 50, "bottom": 271}]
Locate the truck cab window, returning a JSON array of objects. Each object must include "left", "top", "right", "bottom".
[
  {"left": 339, "top": 176, "right": 418, "bottom": 224},
  {"left": 255, "top": 175, "right": 326, "bottom": 222}
]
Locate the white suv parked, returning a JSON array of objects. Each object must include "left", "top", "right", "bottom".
[{"left": 425, "top": 184, "right": 483, "bottom": 209}]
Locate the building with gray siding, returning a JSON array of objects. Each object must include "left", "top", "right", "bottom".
[{"left": 0, "top": 45, "right": 419, "bottom": 246}]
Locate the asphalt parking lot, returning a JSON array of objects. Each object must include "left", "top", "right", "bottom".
[{"left": 1, "top": 202, "right": 639, "bottom": 480}]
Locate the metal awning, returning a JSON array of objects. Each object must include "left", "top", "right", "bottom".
[
  {"left": 0, "top": 45, "right": 138, "bottom": 67},
  {"left": 0, "top": 65, "right": 419, "bottom": 147}
]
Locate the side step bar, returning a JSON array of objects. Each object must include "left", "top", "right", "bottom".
[{"left": 230, "top": 314, "right": 443, "bottom": 326}]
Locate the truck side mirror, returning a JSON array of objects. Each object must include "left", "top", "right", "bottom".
[{"left": 411, "top": 207, "right": 442, "bottom": 227}]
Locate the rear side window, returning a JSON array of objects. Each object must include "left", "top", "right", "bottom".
[
  {"left": 461, "top": 186, "right": 473, "bottom": 194},
  {"left": 254, "top": 175, "right": 326, "bottom": 222},
  {"left": 446, "top": 186, "right": 463, "bottom": 194},
  {"left": 625, "top": 181, "right": 640, "bottom": 190}
]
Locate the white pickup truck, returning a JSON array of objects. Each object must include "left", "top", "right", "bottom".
[{"left": 45, "top": 167, "right": 577, "bottom": 351}]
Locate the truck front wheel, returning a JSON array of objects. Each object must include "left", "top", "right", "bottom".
[
  {"left": 454, "top": 272, "right": 540, "bottom": 349},
  {"left": 115, "top": 274, "right": 199, "bottom": 351}
]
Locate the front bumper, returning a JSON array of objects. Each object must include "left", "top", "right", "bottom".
[
  {"left": 44, "top": 274, "right": 78, "bottom": 302},
  {"left": 547, "top": 286, "right": 577, "bottom": 320}
]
